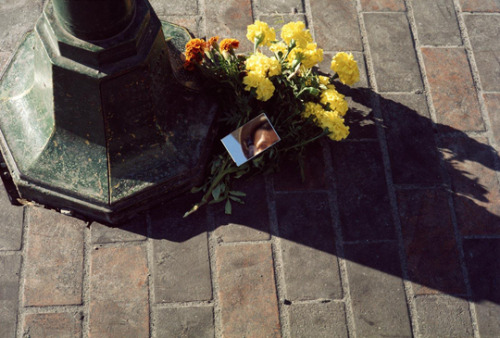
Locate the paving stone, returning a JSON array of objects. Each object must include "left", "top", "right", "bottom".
[
  {"left": 155, "top": 307, "right": 215, "bottom": 337},
  {"left": 397, "top": 189, "right": 465, "bottom": 295},
  {"left": 149, "top": 0, "right": 198, "bottom": 16},
  {"left": 484, "top": 93, "right": 500, "bottom": 148},
  {"left": 414, "top": 295, "right": 473, "bottom": 337},
  {"left": 23, "top": 312, "right": 82, "bottom": 338},
  {"left": 310, "top": 0, "right": 362, "bottom": 51},
  {"left": 214, "top": 176, "right": 271, "bottom": 242},
  {"left": 91, "top": 214, "right": 147, "bottom": 244},
  {"left": 464, "top": 14, "right": 500, "bottom": 91},
  {"left": 24, "top": 207, "right": 84, "bottom": 306},
  {"left": 331, "top": 142, "right": 395, "bottom": 241},
  {"left": 0, "top": 0, "right": 44, "bottom": 52},
  {"left": 422, "top": 47, "right": 484, "bottom": 132},
  {"left": 364, "top": 13, "right": 423, "bottom": 92},
  {"left": 275, "top": 192, "right": 342, "bottom": 300},
  {"left": 289, "top": 302, "right": 348, "bottom": 338},
  {"left": 89, "top": 245, "right": 149, "bottom": 338},
  {"left": 360, "top": 0, "right": 406, "bottom": 11},
  {"left": 441, "top": 137, "right": 500, "bottom": 236},
  {"left": 412, "top": 0, "right": 461, "bottom": 46},
  {"left": 381, "top": 93, "right": 442, "bottom": 185},
  {"left": 463, "top": 238, "right": 500, "bottom": 336},
  {"left": 459, "top": 0, "right": 500, "bottom": 12},
  {"left": 216, "top": 243, "right": 280, "bottom": 337},
  {"left": 254, "top": 0, "right": 304, "bottom": 14},
  {"left": 205, "top": 0, "right": 254, "bottom": 52},
  {"left": 273, "top": 145, "right": 328, "bottom": 192},
  {"left": 344, "top": 242, "right": 412, "bottom": 337},
  {"left": 151, "top": 194, "right": 212, "bottom": 302},
  {"left": 0, "top": 254, "right": 21, "bottom": 338},
  {"left": 0, "top": 183, "right": 23, "bottom": 251}
]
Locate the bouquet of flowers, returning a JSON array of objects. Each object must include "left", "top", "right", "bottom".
[{"left": 182, "top": 20, "right": 359, "bottom": 216}]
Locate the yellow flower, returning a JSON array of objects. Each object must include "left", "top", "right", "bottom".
[
  {"left": 286, "top": 43, "right": 323, "bottom": 69},
  {"left": 319, "top": 110, "right": 350, "bottom": 141},
  {"left": 330, "top": 52, "right": 360, "bottom": 86},
  {"left": 243, "top": 72, "right": 275, "bottom": 101},
  {"left": 320, "top": 85, "right": 348, "bottom": 116},
  {"left": 318, "top": 75, "right": 330, "bottom": 86},
  {"left": 269, "top": 41, "right": 287, "bottom": 55},
  {"left": 281, "top": 21, "right": 313, "bottom": 48},
  {"left": 245, "top": 52, "right": 281, "bottom": 77},
  {"left": 301, "top": 102, "right": 350, "bottom": 141},
  {"left": 246, "top": 20, "right": 276, "bottom": 47}
]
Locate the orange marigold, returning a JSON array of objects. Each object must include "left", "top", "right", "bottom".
[
  {"left": 220, "top": 38, "right": 240, "bottom": 51},
  {"left": 206, "top": 36, "right": 219, "bottom": 49},
  {"left": 184, "top": 38, "right": 206, "bottom": 64}
]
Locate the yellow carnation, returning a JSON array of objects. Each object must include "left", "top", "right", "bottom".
[
  {"left": 245, "top": 52, "right": 281, "bottom": 77},
  {"left": 330, "top": 52, "right": 360, "bottom": 86},
  {"left": 246, "top": 20, "right": 276, "bottom": 47},
  {"left": 286, "top": 43, "right": 323, "bottom": 69},
  {"left": 270, "top": 41, "right": 287, "bottom": 55},
  {"left": 281, "top": 21, "right": 313, "bottom": 48},
  {"left": 318, "top": 75, "right": 330, "bottom": 86},
  {"left": 318, "top": 110, "right": 350, "bottom": 141},
  {"left": 320, "top": 85, "right": 348, "bottom": 116},
  {"left": 243, "top": 72, "right": 275, "bottom": 101},
  {"left": 302, "top": 102, "right": 350, "bottom": 141}
]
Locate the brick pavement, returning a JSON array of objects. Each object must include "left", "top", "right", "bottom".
[{"left": 1, "top": 0, "right": 499, "bottom": 337}]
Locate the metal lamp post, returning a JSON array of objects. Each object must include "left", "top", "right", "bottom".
[{"left": 0, "top": 0, "right": 218, "bottom": 224}]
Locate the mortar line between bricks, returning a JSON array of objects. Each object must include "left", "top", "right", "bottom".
[
  {"left": 265, "top": 174, "right": 290, "bottom": 338},
  {"left": 91, "top": 239, "right": 149, "bottom": 249},
  {"left": 454, "top": 4, "right": 500, "bottom": 184},
  {"left": 405, "top": 1, "right": 479, "bottom": 336},
  {"left": 15, "top": 206, "right": 29, "bottom": 338},
  {"left": 449, "top": 0, "right": 494, "bottom": 335},
  {"left": 303, "top": 0, "right": 315, "bottom": 42},
  {"left": 320, "top": 137, "right": 356, "bottom": 338},
  {"left": 153, "top": 301, "right": 214, "bottom": 309},
  {"left": 393, "top": 184, "right": 448, "bottom": 191},
  {"left": 22, "top": 305, "right": 85, "bottom": 314},
  {"left": 207, "top": 206, "right": 222, "bottom": 338},
  {"left": 358, "top": 1, "right": 419, "bottom": 335},
  {"left": 0, "top": 250, "right": 22, "bottom": 256},
  {"left": 217, "top": 239, "right": 273, "bottom": 247},
  {"left": 463, "top": 234, "right": 500, "bottom": 239},
  {"left": 289, "top": 299, "right": 346, "bottom": 305},
  {"left": 342, "top": 239, "right": 398, "bottom": 245},
  {"left": 81, "top": 221, "right": 91, "bottom": 338},
  {"left": 146, "top": 212, "right": 155, "bottom": 338}
]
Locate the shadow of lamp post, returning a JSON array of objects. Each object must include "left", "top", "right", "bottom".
[{"left": 0, "top": 0, "right": 218, "bottom": 224}]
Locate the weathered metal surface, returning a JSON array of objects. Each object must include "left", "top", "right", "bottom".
[{"left": 0, "top": 0, "right": 218, "bottom": 224}]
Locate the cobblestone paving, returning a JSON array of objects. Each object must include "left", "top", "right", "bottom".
[{"left": 1, "top": 0, "right": 499, "bottom": 337}]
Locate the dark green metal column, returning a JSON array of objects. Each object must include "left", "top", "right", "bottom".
[
  {"left": 52, "top": 0, "right": 135, "bottom": 40},
  {"left": 0, "top": 0, "right": 218, "bottom": 224}
]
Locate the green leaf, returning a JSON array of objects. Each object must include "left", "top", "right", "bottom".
[
  {"left": 212, "top": 183, "right": 225, "bottom": 200},
  {"left": 229, "top": 190, "right": 246, "bottom": 197},
  {"left": 225, "top": 199, "right": 232, "bottom": 214},
  {"left": 229, "top": 196, "right": 244, "bottom": 204}
]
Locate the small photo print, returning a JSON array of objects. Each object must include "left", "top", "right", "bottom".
[{"left": 221, "top": 113, "right": 281, "bottom": 166}]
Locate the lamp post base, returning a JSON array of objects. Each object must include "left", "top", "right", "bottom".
[{"left": 0, "top": 2, "right": 217, "bottom": 224}]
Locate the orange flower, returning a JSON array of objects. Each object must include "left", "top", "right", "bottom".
[
  {"left": 184, "top": 38, "right": 206, "bottom": 65},
  {"left": 220, "top": 38, "right": 240, "bottom": 52},
  {"left": 206, "top": 36, "right": 219, "bottom": 49}
]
